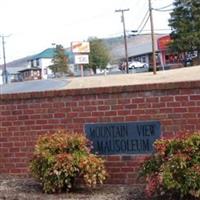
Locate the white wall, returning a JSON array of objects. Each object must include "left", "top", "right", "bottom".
[{"left": 40, "top": 58, "right": 53, "bottom": 79}]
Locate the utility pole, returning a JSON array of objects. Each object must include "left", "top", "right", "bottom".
[
  {"left": 149, "top": 0, "right": 157, "bottom": 75},
  {"left": 115, "top": 9, "right": 130, "bottom": 74},
  {"left": 1, "top": 35, "right": 8, "bottom": 83}
]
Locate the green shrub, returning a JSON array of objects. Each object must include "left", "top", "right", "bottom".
[
  {"left": 30, "top": 130, "right": 107, "bottom": 193},
  {"left": 140, "top": 132, "right": 200, "bottom": 200}
]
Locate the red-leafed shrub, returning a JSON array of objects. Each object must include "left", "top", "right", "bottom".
[
  {"left": 140, "top": 132, "right": 200, "bottom": 200},
  {"left": 29, "top": 130, "right": 107, "bottom": 193}
]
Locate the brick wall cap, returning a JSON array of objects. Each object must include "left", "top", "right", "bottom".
[{"left": 0, "top": 80, "right": 200, "bottom": 101}]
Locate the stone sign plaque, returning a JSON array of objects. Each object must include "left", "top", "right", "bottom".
[{"left": 85, "top": 121, "right": 161, "bottom": 155}]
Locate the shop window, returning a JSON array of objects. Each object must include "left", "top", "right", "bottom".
[
  {"left": 31, "top": 60, "right": 34, "bottom": 67},
  {"left": 142, "top": 56, "right": 146, "bottom": 63},
  {"left": 36, "top": 59, "right": 40, "bottom": 66}
]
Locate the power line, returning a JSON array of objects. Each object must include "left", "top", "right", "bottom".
[
  {"left": 142, "top": 28, "right": 171, "bottom": 31},
  {"left": 154, "top": 8, "right": 173, "bottom": 12},
  {"left": 137, "top": 13, "right": 150, "bottom": 34},
  {"left": 154, "top": 3, "right": 173, "bottom": 10},
  {"left": 136, "top": 9, "right": 149, "bottom": 32}
]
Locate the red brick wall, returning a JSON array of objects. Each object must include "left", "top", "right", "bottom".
[{"left": 1, "top": 80, "right": 200, "bottom": 184}]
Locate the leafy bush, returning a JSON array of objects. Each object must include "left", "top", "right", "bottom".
[
  {"left": 30, "top": 130, "right": 107, "bottom": 193},
  {"left": 140, "top": 132, "right": 200, "bottom": 200}
]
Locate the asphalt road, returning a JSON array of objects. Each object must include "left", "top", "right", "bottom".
[{"left": 0, "top": 79, "right": 69, "bottom": 94}]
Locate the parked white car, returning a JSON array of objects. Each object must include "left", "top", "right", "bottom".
[{"left": 128, "top": 61, "right": 149, "bottom": 73}]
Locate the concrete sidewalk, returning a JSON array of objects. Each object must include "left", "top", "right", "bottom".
[{"left": 65, "top": 65, "right": 200, "bottom": 90}]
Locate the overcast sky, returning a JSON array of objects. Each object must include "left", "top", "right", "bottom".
[{"left": 0, "top": 0, "right": 173, "bottom": 63}]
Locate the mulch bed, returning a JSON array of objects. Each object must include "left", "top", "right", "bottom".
[{"left": 0, "top": 174, "right": 147, "bottom": 200}]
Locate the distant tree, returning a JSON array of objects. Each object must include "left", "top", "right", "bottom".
[
  {"left": 169, "top": 0, "right": 200, "bottom": 62},
  {"left": 49, "top": 44, "right": 69, "bottom": 76},
  {"left": 86, "top": 37, "right": 111, "bottom": 73},
  {"left": 191, "top": 0, "right": 200, "bottom": 58}
]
